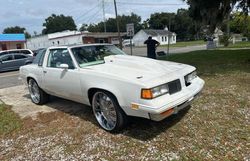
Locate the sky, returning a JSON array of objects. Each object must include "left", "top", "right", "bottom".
[{"left": 0, "top": 0, "right": 188, "bottom": 34}]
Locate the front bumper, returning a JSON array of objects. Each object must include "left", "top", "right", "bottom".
[
  {"left": 130, "top": 77, "right": 204, "bottom": 121},
  {"left": 149, "top": 90, "right": 201, "bottom": 121}
]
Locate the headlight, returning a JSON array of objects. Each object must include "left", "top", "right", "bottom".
[
  {"left": 141, "top": 84, "right": 169, "bottom": 99},
  {"left": 185, "top": 71, "right": 197, "bottom": 86}
]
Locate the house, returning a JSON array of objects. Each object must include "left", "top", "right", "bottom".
[
  {"left": 82, "top": 32, "right": 126, "bottom": 44},
  {"left": 0, "top": 34, "right": 26, "bottom": 51},
  {"left": 27, "top": 30, "right": 127, "bottom": 50},
  {"left": 133, "top": 28, "right": 176, "bottom": 46}
]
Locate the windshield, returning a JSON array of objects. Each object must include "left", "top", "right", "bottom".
[{"left": 71, "top": 45, "right": 126, "bottom": 68}]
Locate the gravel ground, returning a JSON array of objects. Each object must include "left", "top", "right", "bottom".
[{"left": 0, "top": 71, "right": 249, "bottom": 161}]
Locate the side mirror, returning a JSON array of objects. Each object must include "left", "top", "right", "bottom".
[
  {"left": 59, "top": 63, "right": 69, "bottom": 70},
  {"left": 0, "top": 60, "right": 2, "bottom": 64}
]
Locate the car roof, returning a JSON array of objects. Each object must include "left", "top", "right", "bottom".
[{"left": 0, "top": 49, "right": 32, "bottom": 53}]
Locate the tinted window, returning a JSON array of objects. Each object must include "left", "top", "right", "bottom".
[
  {"left": 20, "top": 50, "right": 32, "bottom": 55},
  {"left": 9, "top": 51, "right": 20, "bottom": 54},
  {"left": 33, "top": 49, "right": 46, "bottom": 66},
  {"left": 47, "top": 49, "right": 74, "bottom": 69},
  {"left": 1, "top": 55, "right": 13, "bottom": 61},
  {"left": 0, "top": 51, "right": 8, "bottom": 56},
  {"left": 14, "top": 54, "right": 27, "bottom": 60}
]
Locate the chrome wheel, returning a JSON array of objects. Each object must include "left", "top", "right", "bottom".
[
  {"left": 92, "top": 92, "right": 117, "bottom": 131},
  {"left": 28, "top": 79, "right": 40, "bottom": 104}
]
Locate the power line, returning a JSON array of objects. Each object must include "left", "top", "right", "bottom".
[
  {"left": 116, "top": 2, "right": 188, "bottom": 6},
  {"left": 85, "top": 9, "right": 102, "bottom": 24},
  {"left": 75, "top": 3, "right": 101, "bottom": 22}
]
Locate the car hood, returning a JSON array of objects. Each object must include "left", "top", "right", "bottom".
[{"left": 85, "top": 55, "right": 194, "bottom": 86}]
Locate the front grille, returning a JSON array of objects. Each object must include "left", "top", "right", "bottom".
[{"left": 168, "top": 79, "right": 182, "bottom": 95}]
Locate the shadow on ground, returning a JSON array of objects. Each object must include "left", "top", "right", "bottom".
[{"left": 24, "top": 94, "right": 190, "bottom": 141}]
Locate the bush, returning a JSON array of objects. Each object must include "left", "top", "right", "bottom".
[{"left": 219, "top": 35, "right": 230, "bottom": 47}]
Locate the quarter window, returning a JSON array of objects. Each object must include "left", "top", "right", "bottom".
[{"left": 47, "top": 49, "right": 74, "bottom": 69}]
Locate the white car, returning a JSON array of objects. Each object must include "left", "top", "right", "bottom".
[
  {"left": 122, "top": 39, "right": 134, "bottom": 47},
  {"left": 19, "top": 44, "right": 204, "bottom": 132}
]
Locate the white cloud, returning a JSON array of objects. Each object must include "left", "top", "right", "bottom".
[
  {"left": 0, "top": 0, "right": 188, "bottom": 33},
  {"left": 105, "top": 13, "right": 115, "bottom": 19}
]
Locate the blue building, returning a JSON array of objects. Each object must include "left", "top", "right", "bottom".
[{"left": 0, "top": 34, "right": 26, "bottom": 51}]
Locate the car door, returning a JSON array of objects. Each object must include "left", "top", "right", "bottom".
[
  {"left": 0, "top": 54, "right": 15, "bottom": 71},
  {"left": 42, "top": 48, "right": 83, "bottom": 103},
  {"left": 13, "top": 54, "right": 29, "bottom": 68}
]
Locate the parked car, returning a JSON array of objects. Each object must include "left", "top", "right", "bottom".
[
  {"left": 0, "top": 53, "right": 33, "bottom": 72},
  {"left": 19, "top": 44, "right": 204, "bottom": 132},
  {"left": 122, "top": 39, "right": 134, "bottom": 47},
  {"left": 0, "top": 49, "right": 34, "bottom": 57}
]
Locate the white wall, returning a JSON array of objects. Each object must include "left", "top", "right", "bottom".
[
  {"left": 49, "top": 34, "right": 83, "bottom": 47},
  {"left": 133, "top": 30, "right": 176, "bottom": 46},
  {"left": 27, "top": 32, "right": 84, "bottom": 50},
  {"left": 133, "top": 30, "right": 148, "bottom": 46},
  {"left": 26, "top": 35, "right": 49, "bottom": 50}
]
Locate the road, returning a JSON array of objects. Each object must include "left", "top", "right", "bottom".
[
  {"left": 123, "top": 45, "right": 206, "bottom": 56},
  {"left": 0, "top": 45, "right": 205, "bottom": 89},
  {"left": 0, "top": 71, "right": 21, "bottom": 89}
]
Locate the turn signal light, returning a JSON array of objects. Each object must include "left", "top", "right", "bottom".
[
  {"left": 141, "top": 89, "right": 153, "bottom": 99},
  {"left": 161, "top": 108, "right": 174, "bottom": 117}
]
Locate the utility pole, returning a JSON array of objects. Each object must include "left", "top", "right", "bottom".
[
  {"left": 113, "top": 0, "right": 122, "bottom": 49},
  {"left": 102, "top": 0, "right": 107, "bottom": 33},
  {"left": 167, "top": 17, "right": 171, "bottom": 55}
]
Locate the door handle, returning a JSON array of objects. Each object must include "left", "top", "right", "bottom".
[{"left": 43, "top": 71, "right": 47, "bottom": 74}]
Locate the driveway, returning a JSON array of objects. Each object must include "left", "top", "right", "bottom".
[
  {"left": 0, "top": 85, "right": 86, "bottom": 119},
  {"left": 0, "top": 71, "right": 21, "bottom": 89}
]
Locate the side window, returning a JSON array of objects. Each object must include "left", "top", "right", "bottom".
[
  {"left": 1, "top": 55, "right": 13, "bottom": 61},
  {"left": 14, "top": 54, "right": 27, "bottom": 60},
  {"left": 9, "top": 51, "right": 19, "bottom": 54},
  {"left": 47, "top": 49, "right": 74, "bottom": 69}
]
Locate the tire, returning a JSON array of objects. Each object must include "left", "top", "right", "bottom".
[
  {"left": 92, "top": 90, "right": 128, "bottom": 132},
  {"left": 28, "top": 79, "right": 49, "bottom": 105}
]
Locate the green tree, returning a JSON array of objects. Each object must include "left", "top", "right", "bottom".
[
  {"left": 230, "top": 13, "right": 250, "bottom": 35},
  {"left": 148, "top": 12, "right": 175, "bottom": 30},
  {"left": 184, "top": 0, "right": 250, "bottom": 35},
  {"left": 3, "top": 26, "right": 31, "bottom": 39},
  {"left": 79, "top": 24, "right": 88, "bottom": 32},
  {"left": 147, "top": 9, "right": 203, "bottom": 40},
  {"left": 42, "top": 14, "right": 77, "bottom": 34},
  {"left": 87, "top": 13, "right": 142, "bottom": 33}
]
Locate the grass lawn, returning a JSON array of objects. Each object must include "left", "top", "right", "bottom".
[
  {"left": 0, "top": 50, "right": 249, "bottom": 160},
  {"left": 0, "top": 104, "right": 22, "bottom": 136},
  {"left": 161, "top": 40, "right": 206, "bottom": 48},
  {"left": 220, "top": 41, "right": 250, "bottom": 49}
]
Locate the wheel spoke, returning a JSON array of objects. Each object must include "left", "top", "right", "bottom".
[
  {"left": 92, "top": 92, "right": 117, "bottom": 131},
  {"left": 28, "top": 80, "right": 40, "bottom": 104}
]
